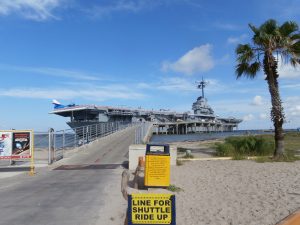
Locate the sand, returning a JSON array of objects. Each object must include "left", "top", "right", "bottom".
[{"left": 171, "top": 160, "right": 300, "bottom": 225}]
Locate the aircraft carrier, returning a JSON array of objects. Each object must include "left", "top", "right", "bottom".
[{"left": 50, "top": 79, "right": 242, "bottom": 133}]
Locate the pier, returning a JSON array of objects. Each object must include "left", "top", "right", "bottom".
[{"left": 152, "top": 121, "right": 239, "bottom": 135}]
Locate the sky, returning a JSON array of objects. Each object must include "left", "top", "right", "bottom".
[{"left": 0, "top": 0, "right": 300, "bottom": 131}]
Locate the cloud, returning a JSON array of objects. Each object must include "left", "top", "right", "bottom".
[
  {"left": 162, "top": 44, "right": 214, "bottom": 75},
  {"left": 137, "top": 82, "right": 152, "bottom": 89},
  {"left": 0, "top": 84, "right": 144, "bottom": 101},
  {"left": 213, "top": 22, "right": 241, "bottom": 31},
  {"left": 281, "top": 83, "right": 300, "bottom": 89},
  {"left": 157, "top": 77, "right": 196, "bottom": 92},
  {"left": 278, "top": 59, "right": 300, "bottom": 79},
  {"left": 138, "top": 77, "right": 267, "bottom": 97},
  {"left": 251, "top": 95, "right": 263, "bottom": 106},
  {"left": 86, "top": 0, "right": 201, "bottom": 17},
  {"left": 137, "top": 77, "right": 196, "bottom": 92},
  {"left": 243, "top": 114, "right": 254, "bottom": 121},
  {"left": 278, "top": 0, "right": 300, "bottom": 18},
  {"left": 227, "top": 34, "right": 247, "bottom": 45},
  {"left": 0, "top": 64, "right": 103, "bottom": 81},
  {"left": 86, "top": 0, "right": 173, "bottom": 18},
  {"left": 137, "top": 77, "right": 225, "bottom": 95},
  {"left": 0, "top": 0, "right": 63, "bottom": 21},
  {"left": 259, "top": 113, "right": 268, "bottom": 120},
  {"left": 284, "top": 96, "right": 300, "bottom": 119}
]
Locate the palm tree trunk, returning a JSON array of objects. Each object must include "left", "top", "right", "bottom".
[{"left": 263, "top": 53, "right": 285, "bottom": 158}]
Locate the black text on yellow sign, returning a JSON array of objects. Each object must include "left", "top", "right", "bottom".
[
  {"left": 128, "top": 193, "right": 176, "bottom": 225},
  {"left": 144, "top": 155, "right": 170, "bottom": 187}
]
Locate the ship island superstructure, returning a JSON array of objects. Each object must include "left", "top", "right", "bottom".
[{"left": 50, "top": 79, "right": 242, "bottom": 134}]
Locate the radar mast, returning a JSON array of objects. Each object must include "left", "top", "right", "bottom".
[{"left": 196, "top": 77, "right": 208, "bottom": 98}]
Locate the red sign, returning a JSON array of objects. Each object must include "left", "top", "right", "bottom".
[{"left": 0, "top": 131, "right": 32, "bottom": 160}]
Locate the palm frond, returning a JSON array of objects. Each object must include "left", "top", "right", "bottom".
[
  {"left": 290, "top": 57, "right": 300, "bottom": 67},
  {"left": 280, "top": 21, "right": 299, "bottom": 37},
  {"left": 249, "top": 24, "right": 259, "bottom": 34},
  {"left": 236, "top": 61, "right": 261, "bottom": 79},
  {"left": 236, "top": 63, "right": 248, "bottom": 78},
  {"left": 282, "top": 41, "right": 300, "bottom": 61},
  {"left": 251, "top": 19, "right": 279, "bottom": 48},
  {"left": 291, "top": 33, "right": 300, "bottom": 41},
  {"left": 291, "top": 41, "right": 300, "bottom": 55},
  {"left": 248, "top": 61, "right": 261, "bottom": 75},
  {"left": 251, "top": 20, "right": 279, "bottom": 47},
  {"left": 236, "top": 19, "right": 300, "bottom": 83},
  {"left": 236, "top": 44, "right": 254, "bottom": 63},
  {"left": 260, "top": 19, "right": 278, "bottom": 35}
]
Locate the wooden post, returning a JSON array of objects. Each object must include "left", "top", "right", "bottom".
[{"left": 121, "top": 170, "right": 130, "bottom": 201}]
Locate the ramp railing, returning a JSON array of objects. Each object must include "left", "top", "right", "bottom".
[
  {"left": 34, "top": 121, "right": 153, "bottom": 164},
  {"left": 134, "top": 122, "right": 153, "bottom": 144},
  {"left": 46, "top": 121, "right": 135, "bottom": 164}
]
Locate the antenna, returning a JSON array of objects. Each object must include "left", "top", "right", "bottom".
[{"left": 195, "top": 77, "right": 208, "bottom": 98}]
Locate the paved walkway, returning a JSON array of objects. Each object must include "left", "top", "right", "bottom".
[{"left": 0, "top": 126, "right": 136, "bottom": 225}]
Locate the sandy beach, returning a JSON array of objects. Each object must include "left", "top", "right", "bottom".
[{"left": 172, "top": 160, "right": 300, "bottom": 225}]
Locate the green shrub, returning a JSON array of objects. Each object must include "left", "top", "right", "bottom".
[
  {"left": 215, "top": 143, "right": 234, "bottom": 156},
  {"left": 176, "top": 159, "right": 184, "bottom": 166},
  {"left": 177, "top": 147, "right": 187, "bottom": 153},
  {"left": 215, "top": 135, "right": 274, "bottom": 159},
  {"left": 167, "top": 184, "right": 183, "bottom": 192},
  {"left": 225, "top": 136, "right": 274, "bottom": 156}
]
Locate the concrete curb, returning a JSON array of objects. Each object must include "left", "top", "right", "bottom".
[{"left": 177, "top": 156, "right": 259, "bottom": 161}]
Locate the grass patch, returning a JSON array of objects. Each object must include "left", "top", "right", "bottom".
[
  {"left": 255, "top": 151, "right": 300, "bottom": 163},
  {"left": 167, "top": 184, "right": 183, "bottom": 192},
  {"left": 255, "top": 156, "right": 273, "bottom": 163},
  {"left": 214, "top": 132, "right": 300, "bottom": 162},
  {"left": 232, "top": 154, "right": 246, "bottom": 160},
  {"left": 274, "top": 153, "right": 300, "bottom": 162},
  {"left": 284, "top": 132, "right": 300, "bottom": 150},
  {"left": 176, "top": 159, "right": 184, "bottom": 166}
]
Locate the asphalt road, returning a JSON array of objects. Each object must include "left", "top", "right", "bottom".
[{"left": 0, "top": 127, "right": 136, "bottom": 225}]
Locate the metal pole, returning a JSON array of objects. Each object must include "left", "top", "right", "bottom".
[
  {"left": 96, "top": 124, "right": 98, "bottom": 138},
  {"left": 48, "top": 129, "right": 51, "bottom": 165},
  {"left": 74, "top": 127, "right": 77, "bottom": 147},
  {"left": 62, "top": 130, "right": 65, "bottom": 150},
  {"left": 82, "top": 126, "right": 85, "bottom": 144},
  {"left": 48, "top": 128, "right": 54, "bottom": 165},
  {"left": 53, "top": 132, "right": 56, "bottom": 162},
  {"left": 62, "top": 130, "right": 65, "bottom": 158}
]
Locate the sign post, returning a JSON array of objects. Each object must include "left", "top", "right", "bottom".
[
  {"left": 29, "top": 131, "right": 35, "bottom": 176},
  {"left": 0, "top": 131, "right": 13, "bottom": 159},
  {"left": 128, "top": 193, "right": 176, "bottom": 225},
  {"left": 0, "top": 130, "right": 35, "bottom": 175}
]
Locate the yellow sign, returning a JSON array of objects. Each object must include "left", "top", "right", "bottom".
[
  {"left": 145, "top": 155, "right": 170, "bottom": 187},
  {"left": 129, "top": 193, "right": 175, "bottom": 225}
]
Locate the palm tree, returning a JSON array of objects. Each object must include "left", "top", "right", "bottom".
[{"left": 235, "top": 19, "right": 300, "bottom": 159}]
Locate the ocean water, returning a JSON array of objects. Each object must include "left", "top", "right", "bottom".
[
  {"left": 34, "top": 133, "right": 76, "bottom": 150},
  {"left": 149, "top": 130, "right": 275, "bottom": 143}
]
